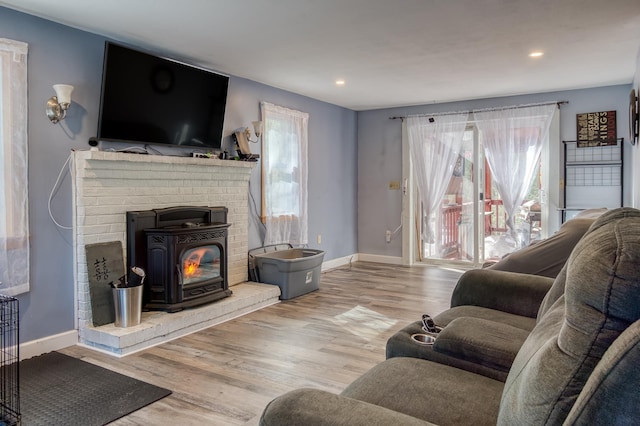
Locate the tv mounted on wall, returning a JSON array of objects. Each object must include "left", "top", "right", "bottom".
[{"left": 97, "top": 42, "right": 229, "bottom": 151}]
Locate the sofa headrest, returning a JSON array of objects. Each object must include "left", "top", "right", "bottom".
[
  {"left": 562, "top": 207, "right": 640, "bottom": 348},
  {"left": 536, "top": 207, "right": 637, "bottom": 321}
]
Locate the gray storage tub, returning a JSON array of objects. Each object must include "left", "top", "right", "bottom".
[{"left": 249, "top": 244, "right": 325, "bottom": 300}]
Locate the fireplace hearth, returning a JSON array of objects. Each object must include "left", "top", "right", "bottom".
[{"left": 127, "top": 206, "right": 232, "bottom": 312}]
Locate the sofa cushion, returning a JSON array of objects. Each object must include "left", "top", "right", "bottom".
[
  {"left": 498, "top": 207, "right": 640, "bottom": 425},
  {"left": 342, "top": 357, "right": 503, "bottom": 426},
  {"left": 260, "top": 388, "right": 436, "bottom": 426}
]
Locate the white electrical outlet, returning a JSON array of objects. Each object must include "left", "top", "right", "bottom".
[
  {"left": 317, "top": 234, "right": 322, "bottom": 244},
  {"left": 385, "top": 230, "right": 392, "bottom": 243}
]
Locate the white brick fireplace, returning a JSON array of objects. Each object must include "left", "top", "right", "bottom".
[{"left": 71, "top": 150, "right": 280, "bottom": 356}]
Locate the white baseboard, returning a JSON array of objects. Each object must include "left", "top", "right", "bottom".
[
  {"left": 322, "top": 253, "right": 404, "bottom": 269},
  {"left": 322, "top": 254, "right": 359, "bottom": 271},
  {"left": 20, "top": 330, "right": 78, "bottom": 361},
  {"left": 356, "top": 253, "right": 403, "bottom": 265}
]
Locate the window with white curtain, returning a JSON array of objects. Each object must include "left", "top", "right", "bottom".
[
  {"left": 0, "top": 38, "right": 29, "bottom": 295},
  {"left": 260, "top": 102, "right": 309, "bottom": 245}
]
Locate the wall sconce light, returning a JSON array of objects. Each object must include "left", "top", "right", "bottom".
[
  {"left": 233, "top": 121, "right": 263, "bottom": 159},
  {"left": 46, "top": 84, "right": 74, "bottom": 124},
  {"left": 244, "top": 120, "right": 264, "bottom": 143}
]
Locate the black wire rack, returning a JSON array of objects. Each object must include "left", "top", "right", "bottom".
[{"left": 0, "top": 295, "right": 19, "bottom": 426}]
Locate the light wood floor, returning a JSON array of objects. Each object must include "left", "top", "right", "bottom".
[{"left": 61, "top": 261, "right": 464, "bottom": 425}]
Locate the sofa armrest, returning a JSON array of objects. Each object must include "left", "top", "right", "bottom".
[
  {"left": 433, "top": 317, "right": 531, "bottom": 372},
  {"left": 450, "top": 269, "right": 554, "bottom": 318},
  {"left": 260, "top": 388, "right": 434, "bottom": 426}
]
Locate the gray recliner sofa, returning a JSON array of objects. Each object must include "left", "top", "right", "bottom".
[
  {"left": 385, "top": 209, "right": 607, "bottom": 381},
  {"left": 260, "top": 207, "right": 640, "bottom": 426}
]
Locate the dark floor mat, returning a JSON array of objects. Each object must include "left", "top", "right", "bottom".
[{"left": 19, "top": 351, "right": 171, "bottom": 425}]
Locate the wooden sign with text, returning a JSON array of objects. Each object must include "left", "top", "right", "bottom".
[{"left": 576, "top": 110, "right": 617, "bottom": 147}]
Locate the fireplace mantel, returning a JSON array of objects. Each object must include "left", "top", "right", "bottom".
[
  {"left": 71, "top": 149, "right": 278, "bottom": 356},
  {"left": 74, "top": 149, "right": 257, "bottom": 170}
]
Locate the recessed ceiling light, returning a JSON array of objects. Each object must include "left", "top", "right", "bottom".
[
  {"left": 529, "top": 51, "right": 544, "bottom": 58},
  {"left": 335, "top": 80, "right": 345, "bottom": 86}
]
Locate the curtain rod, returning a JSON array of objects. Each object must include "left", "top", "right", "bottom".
[{"left": 389, "top": 100, "right": 568, "bottom": 121}]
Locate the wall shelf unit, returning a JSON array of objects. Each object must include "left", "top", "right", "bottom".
[{"left": 562, "top": 138, "right": 623, "bottom": 222}]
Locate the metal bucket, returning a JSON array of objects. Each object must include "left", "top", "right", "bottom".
[{"left": 112, "top": 285, "right": 143, "bottom": 327}]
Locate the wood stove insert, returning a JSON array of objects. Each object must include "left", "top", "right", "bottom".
[{"left": 127, "top": 206, "right": 232, "bottom": 312}]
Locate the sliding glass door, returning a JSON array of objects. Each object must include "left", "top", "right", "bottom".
[{"left": 404, "top": 115, "right": 555, "bottom": 266}]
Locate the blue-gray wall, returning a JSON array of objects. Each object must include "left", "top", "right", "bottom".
[
  {"left": 3, "top": 4, "right": 638, "bottom": 345},
  {"left": 0, "top": 6, "right": 358, "bottom": 343},
  {"left": 357, "top": 85, "right": 633, "bottom": 258}
]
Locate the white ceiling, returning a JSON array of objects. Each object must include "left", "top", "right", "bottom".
[{"left": 2, "top": 0, "right": 640, "bottom": 110}]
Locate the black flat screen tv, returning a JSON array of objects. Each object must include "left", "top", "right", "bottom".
[{"left": 97, "top": 42, "right": 229, "bottom": 150}]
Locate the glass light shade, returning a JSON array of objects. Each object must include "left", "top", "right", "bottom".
[
  {"left": 53, "top": 84, "right": 74, "bottom": 105},
  {"left": 252, "top": 120, "right": 264, "bottom": 137}
]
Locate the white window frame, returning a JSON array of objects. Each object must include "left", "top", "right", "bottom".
[
  {"left": 260, "top": 102, "right": 309, "bottom": 245},
  {"left": 0, "top": 38, "right": 29, "bottom": 295}
]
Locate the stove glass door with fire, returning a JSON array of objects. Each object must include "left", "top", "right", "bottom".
[{"left": 181, "top": 245, "right": 221, "bottom": 285}]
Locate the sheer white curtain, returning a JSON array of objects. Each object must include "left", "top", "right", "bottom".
[
  {"left": 475, "top": 104, "right": 556, "bottom": 238},
  {"left": 0, "top": 38, "right": 29, "bottom": 295},
  {"left": 261, "top": 102, "right": 309, "bottom": 245},
  {"left": 406, "top": 113, "right": 469, "bottom": 249}
]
